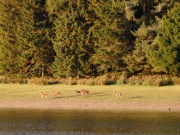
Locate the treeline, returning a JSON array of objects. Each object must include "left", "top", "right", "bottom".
[{"left": 0, "top": 0, "right": 179, "bottom": 79}]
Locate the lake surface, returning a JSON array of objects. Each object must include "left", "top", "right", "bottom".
[{"left": 0, "top": 109, "right": 179, "bottom": 135}]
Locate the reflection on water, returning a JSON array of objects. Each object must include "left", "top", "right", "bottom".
[{"left": 0, "top": 109, "right": 179, "bottom": 135}]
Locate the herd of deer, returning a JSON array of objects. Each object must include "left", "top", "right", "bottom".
[
  {"left": 39, "top": 92, "right": 60, "bottom": 98},
  {"left": 39, "top": 89, "right": 122, "bottom": 98}
]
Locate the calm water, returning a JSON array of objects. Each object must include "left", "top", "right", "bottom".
[{"left": 0, "top": 109, "right": 179, "bottom": 135}]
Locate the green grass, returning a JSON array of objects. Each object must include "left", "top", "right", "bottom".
[{"left": 0, "top": 84, "right": 180, "bottom": 103}]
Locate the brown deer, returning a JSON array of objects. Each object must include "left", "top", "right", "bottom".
[
  {"left": 81, "top": 89, "right": 89, "bottom": 95},
  {"left": 40, "top": 92, "right": 48, "bottom": 98},
  {"left": 75, "top": 90, "right": 81, "bottom": 95},
  {"left": 113, "top": 91, "right": 122, "bottom": 98},
  {"left": 52, "top": 92, "right": 61, "bottom": 96}
]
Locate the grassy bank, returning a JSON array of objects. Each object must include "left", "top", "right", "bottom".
[{"left": 0, "top": 84, "right": 179, "bottom": 103}]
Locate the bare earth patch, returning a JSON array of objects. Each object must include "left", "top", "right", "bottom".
[{"left": 0, "top": 100, "right": 179, "bottom": 112}]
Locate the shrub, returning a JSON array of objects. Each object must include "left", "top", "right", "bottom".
[
  {"left": 28, "top": 77, "right": 49, "bottom": 85},
  {"left": 158, "top": 78, "right": 173, "bottom": 86},
  {"left": 116, "top": 78, "right": 127, "bottom": 84},
  {"left": 77, "top": 78, "right": 87, "bottom": 85},
  {"left": 93, "top": 74, "right": 116, "bottom": 85},
  {"left": 85, "top": 78, "right": 94, "bottom": 85},
  {"left": 171, "top": 76, "right": 180, "bottom": 85},
  {"left": 127, "top": 76, "right": 142, "bottom": 85},
  {"left": 15, "top": 78, "right": 28, "bottom": 84},
  {"left": 65, "top": 77, "right": 77, "bottom": 85},
  {"left": 0, "top": 76, "right": 10, "bottom": 84},
  {"left": 139, "top": 75, "right": 173, "bottom": 86},
  {"left": 0, "top": 76, "right": 28, "bottom": 84},
  {"left": 116, "top": 73, "right": 127, "bottom": 84},
  {"left": 46, "top": 78, "right": 60, "bottom": 85}
]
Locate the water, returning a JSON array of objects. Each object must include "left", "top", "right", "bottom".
[{"left": 0, "top": 109, "right": 179, "bottom": 135}]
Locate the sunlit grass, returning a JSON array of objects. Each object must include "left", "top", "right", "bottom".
[{"left": 0, "top": 84, "right": 179, "bottom": 103}]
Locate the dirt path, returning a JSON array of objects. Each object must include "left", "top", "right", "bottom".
[{"left": 0, "top": 100, "right": 179, "bottom": 112}]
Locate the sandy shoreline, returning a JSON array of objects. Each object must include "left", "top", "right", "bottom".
[{"left": 0, "top": 100, "right": 179, "bottom": 112}]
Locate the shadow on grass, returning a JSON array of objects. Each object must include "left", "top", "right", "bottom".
[
  {"left": 125, "top": 96, "right": 143, "bottom": 100},
  {"left": 90, "top": 92, "right": 111, "bottom": 97},
  {"left": 92, "top": 92, "right": 104, "bottom": 95},
  {"left": 52, "top": 95, "right": 78, "bottom": 99},
  {"left": 50, "top": 91, "right": 115, "bottom": 99},
  {"left": 131, "top": 96, "right": 143, "bottom": 99}
]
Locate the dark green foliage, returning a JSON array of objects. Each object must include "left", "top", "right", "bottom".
[
  {"left": 90, "top": 0, "right": 131, "bottom": 73},
  {"left": 146, "top": 3, "right": 180, "bottom": 75},
  {"left": 124, "top": 0, "right": 178, "bottom": 75},
  {"left": 51, "top": 0, "right": 94, "bottom": 78},
  {"left": 0, "top": 0, "right": 22, "bottom": 76},
  {"left": 0, "top": 0, "right": 54, "bottom": 78},
  {"left": 16, "top": 0, "right": 38, "bottom": 77},
  {"left": 124, "top": 23, "right": 154, "bottom": 74},
  {"left": 17, "top": 0, "right": 54, "bottom": 77},
  {"left": 0, "top": 0, "right": 179, "bottom": 80}
]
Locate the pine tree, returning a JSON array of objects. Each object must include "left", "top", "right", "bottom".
[
  {"left": 51, "top": 0, "right": 94, "bottom": 78},
  {"left": 0, "top": 0, "right": 22, "bottom": 76},
  {"left": 124, "top": 0, "right": 177, "bottom": 75},
  {"left": 0, "top": 0, "right": 54, "bottom": 78},
  {"left": 30, "top": 0, "right": 54, "bottom": 77},
  {"left": 15, "top": 0, "right": 38, "bottom": 78},
  {"left": 146, "top": 3, "right": 180, "bottom": 75},
  {"left": 90, "top": 0, "right": 130, "bottom": 73},
  {"left": 124, "top": 23, "right": 155, "bottom": 74}
]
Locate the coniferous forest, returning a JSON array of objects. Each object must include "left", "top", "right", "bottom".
[{"left": 0, "top": 0, "right": 180, "bottom": 84}]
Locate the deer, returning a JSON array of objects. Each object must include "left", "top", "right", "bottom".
[
  {"left": 52, "top": 91, "right": 61, "bottom": 96},
  {"left": 113, "top": 91, "right": 122, "bottom": 98},
  {"left": 81, "top": 89, "right": 89, "bottom": 95},
  {"left": 40, "top": 92, "right": 48, "bottom": 98},
  {"left": 75, "top": 90, "right": 81, "bottom": 95}
]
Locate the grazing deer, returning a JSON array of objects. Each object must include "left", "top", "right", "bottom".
[
  {"left": 52, "top": 92, "right": 61, "bottom": 96},
  {"left": 75, "top": 90, "right": 81, "bottom": 95},
  {"left": 81, "top": 89, "right": 89, "bottom": 95},
  {"left": 40, "top": 92, "right": 48, "bottom": 98},
  {"left": 113, "top": 91, "right": 122, "bottom": 98}
]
